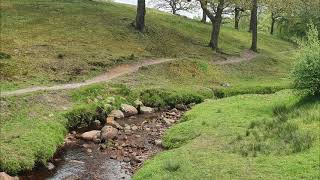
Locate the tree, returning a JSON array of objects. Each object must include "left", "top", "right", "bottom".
[
  {"left": 263, "top": 0, "right": 294, "bottom": 35},
  {"left": 136, "top": 0, "right": 146, "bottom": 32},
  {"left": 200, "top": 0, "right": 208, "bottom": 23},
  {"left": 250, "top": 0, "right": 258, "bottom": 52},
  {"left": 232, "top": 0, "right": 250, "bottom": 30},
  {"left": 274, "top": 0, "right": 320, "bottom": 38},
  {"left": 150, "top": 0, "right": 196, "bottom": 15},
  {"left": 199, "top": 0, "right": 228, "bottom": 50},
  {"left": 234, "top": 6, "right": 244, "bottom": 30}
]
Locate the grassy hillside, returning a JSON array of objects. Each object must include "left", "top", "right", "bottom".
[
  {"left": 0, "top": 0, "right": 302, "bottom": 176},
  {"left": 0, "top": 0, "right": 294, "bottom": 91},
  {"left": 134, "top": 91, "right": 320, "bottom": 179}
]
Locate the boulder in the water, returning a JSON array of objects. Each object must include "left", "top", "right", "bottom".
[
  {"left": 0, "top": 172, "right": 17, "bottom": 180},
  {"left": 120, "top": 104, "right": 138, "bottom": 117},
  {"left": 101, "top": 125, "right": 118, "bottom": 140},
  {"left": 140, "top": 106, "right": 153, "bottom": 114},
  {"left": 80, "top": 130, "right": 101, "bottom": 141},
  {"left": 109, "top": 110, "right": 124, "bottom": 119}
]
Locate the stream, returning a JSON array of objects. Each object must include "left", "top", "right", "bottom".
[{"left": 19, "top": 109, "right": 185, "bottom": 180}]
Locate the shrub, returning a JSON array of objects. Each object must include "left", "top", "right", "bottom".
[
  {"left": 140, "top": 88, "right": 205, "bottom": 107},
  {"left": 212, "top": 86, "right": 285, "bottom": 98},
  {"left": 0, "top": 52, "right": 11, "bottom": 59},
  {"left": 292, "top": 24, "right": 320, "bottom": 96},
  {"left": 64, "top": 104, "right": 99, "bottom": 129},
  {"left": 163, "top": 160, "right": 180, "bottom": 172}
]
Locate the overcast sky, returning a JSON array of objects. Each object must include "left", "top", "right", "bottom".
[{"left": 112, "top": 0, "right": 202, "bottom": 19}]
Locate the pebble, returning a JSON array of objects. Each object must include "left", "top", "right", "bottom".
[
  {"left": 46, "top": 162, "right": 55, "bottom": 170},
  {"left": 131, "top": 125, "right": 138, "bottom": 131},
  {"left": 86, "top": 149, "right": 92, "bottom": 153}
]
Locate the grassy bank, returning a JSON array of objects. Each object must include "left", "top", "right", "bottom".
[{"left": 134, "top": 90, "right": 320, "bottom": 179}]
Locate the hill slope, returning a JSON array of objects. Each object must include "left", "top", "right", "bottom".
[{"left": 0, "top": 0, "right": 294, "bottom": 91}]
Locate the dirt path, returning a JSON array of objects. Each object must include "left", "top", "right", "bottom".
[
  {"left": 1, "top": 59, "right": 174, "bottom": 97},
  {"left": 214, "top": 50, "right": 257, "bottom": 65},
  {"left": 1, "top": 50, "right": 259, "bottom": 97}
]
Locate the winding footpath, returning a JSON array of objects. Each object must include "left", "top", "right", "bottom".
[{"left": 1, "top": 51, "right": 258, "bottom": 97}]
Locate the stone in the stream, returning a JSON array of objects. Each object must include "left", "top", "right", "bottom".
[
  {"left": 140, "top": 106, "right": 153, "bottom": 114},
  {"left": 170, "top": 108, "right": 179, "bottom": 113},
  {"left": 101, "top": 125, "right": 118, "bottom": 140},
  {"left": 162, "top": 118, "right": 175, "bottom": 125},
  {"left": 166, "top": 111, "right": 177, "bottom": 117},
  {"left": 86, "top": 149, "right": 93, "bottom": 153},
  {"left": 131, "top": 125, "right": 138, "bottom": 131},
  {"left": 109, "top": 110, "right": 124, "bottom": 119},
  {"left": 0, "top": 172, "right": 18, "bottom": 180},
  {"left": 106, "top": 116, "right": 123, "bottom": 130},
  {"left": 46, "top": 162, "right": 55, "bottom": 170},
  {"left": 187, "top": 103, "right": 196, "bottom": 108},
  {"left": 124, "top": 124, "right": 131, "bottom": 130},
  {"left": 80, "top": 130, "right": 101, "bottom": 141},
  {"left": 175, "top": 104, "right": 188, "bottom": 111},
  {"left": 121, "top": 104, "right": 138, "bottom": 117},
  {"left": 155, "top": 139, "right": 162, "bottom": 146}
]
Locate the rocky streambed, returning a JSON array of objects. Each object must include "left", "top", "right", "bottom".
[{"left": 18, "top": 104, "right": 189, "bottom": 180}]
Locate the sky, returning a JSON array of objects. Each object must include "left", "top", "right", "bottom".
[{"left": 112, "top": 0, "right": 203, "bottom": 19}]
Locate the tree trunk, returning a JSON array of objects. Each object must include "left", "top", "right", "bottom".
[
  {"left": 234, "top": 7, "right": 240, "bottom": 30},
  {"left": 201, "top": 11, "right": 207, "bottom": 23},
  {"left": 170, "top": 0, "right": 177, "bottom": 15},
  {"left": 172, "top": 8, "right": 176, "bottom": 15},
  {"left": 209, "top": 1, "right": 224, "bottom": 50},
  {"left": 250, "top": 0, "right": 258, "bottom": 52},
  {"left": 270, "top": 13, "right": 275, "bottom": 35},
  {"left": 135, "top": 0, "right": 146, "bottom": 32},
  {"left": 248, "top": 9, "right": 254, "bottom": 32}
]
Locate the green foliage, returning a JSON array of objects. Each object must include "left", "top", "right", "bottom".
[
  {"left": 64, "top": 103, "right": 99, "bottom": 129},
  {"left": 292, "top": 25, "right": 320, "bottom": 96},
  {"left": 212, "top": 85, "right": 286, "bottom": 98},
  {"left": 0, "top": 52, "right": 11, "bottom": 59},
  {"left": 65, "top": 94, "right": 129, "bottom": 129},
  {"left": 163, "top": 160, "right": 180, "bottom": 172},
  {"left": 140, "top": 88, "right": 205, "bottom": 107},
  {"left": 277, "top": 0, "right": 320, "bottom": 40}
]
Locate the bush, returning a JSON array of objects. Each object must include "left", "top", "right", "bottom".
[
  {"left": 292, "top": 25, "right": 320, "bottom": 96},
  {"left": 140, "top": 88, "right": 205, "bottom": 107},
  {"left": 212, "top": 86, "right": 285, "bottom": 98},
  {"left": 163, "top": 160, "right": 180, "bottom": 172},
  {"left": 64, "top": 104, "right": 99, "bottom": 129}
]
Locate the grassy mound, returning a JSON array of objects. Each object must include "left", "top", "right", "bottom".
[
  {"left": 134, "top": 90, "right": 319, "bottom": 179},
  {"left": 1, "top": 0, "right": 294, "bottom": 91}
]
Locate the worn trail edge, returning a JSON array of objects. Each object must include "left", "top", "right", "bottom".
[{"left": 1, "top": 59, "right": 174, "bottom": 97}]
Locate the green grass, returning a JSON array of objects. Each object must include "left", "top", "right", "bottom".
[
  {"left": 0, "top": 93, "right": 69, "bottom": 174},
  {"left": 0, "top": 0, "right": 294, "bottom": 91},
  {"left": 0, "top": 0, "right": 302, "bottom": 176},
  {"left": 134, "top": 90, "right": 320, "bottom": 179}
]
